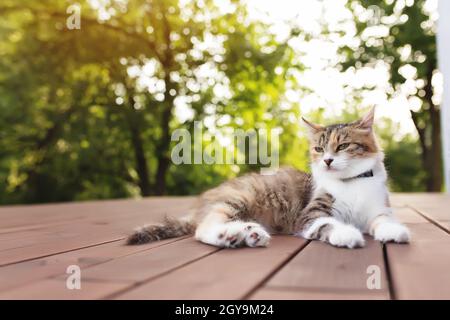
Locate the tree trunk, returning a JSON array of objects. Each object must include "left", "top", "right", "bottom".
[
  {"left": 155, "top": 152, "right": 170, "bottom": 195},
  {"left": 128, "top": 120, "right": 152, "bottom": 196},
  {"left": 412, "top": 64, "right": 443, "bottom": 192},
  {"left": 424, "top": 63, "right": 443, "bottom": 191},
  {"left": 428, "top": 106, "right": 443, "bottom": 191},
  {"left": 25, "top": 107, "right": 76, "bottom": 202},
  {"left": 123, "top": 99, "right": 152, "bottom": 197},
  {"left": 154, "top": 87, "right": 173, "bottom": 196},
  {"left": 154, "top": 3, "right": 175, "bottom": 196}
]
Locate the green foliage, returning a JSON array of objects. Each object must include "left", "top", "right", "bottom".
[
  {"left": 378, "top": 118, "right": 426, "bottom": 192},
  {"left": 339, "top": 0, "right": 441, "bottom": 191},
  {"left": 0, "top": 0, "right": 436, "bottom": 204},
  {"left": 0, "top": 0, "right": 308, "bottom": 203}
]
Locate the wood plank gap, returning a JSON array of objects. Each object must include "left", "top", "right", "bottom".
[
  {"left": 45, "top": 236, "right": 192, "bottom": 282},
  {"left": 263, "top": 284, "right": 386, "bottom": 295},
  {"left": 0, "top": 238, "right": 124, "bottom": 267},
  {"left": 406, "top": 205, "right": 450, "bottom": 235},
  {"left": 382, "top": 243, "right": 395, "bottom": 300},
  {"left": 243, "top": 240, "right": 311, "bottom": 300},
  {"left": 103, "top": 247, "right": 222, "bottom": 300},
  {"left": 0, "top": 236, "right": 192, "bottom": 295}
]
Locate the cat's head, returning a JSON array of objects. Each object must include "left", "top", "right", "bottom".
[{"left": 302, "top": 107, "right": 382, "bottom": 180}]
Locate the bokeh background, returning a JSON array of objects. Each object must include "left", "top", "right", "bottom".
[{"left": 0, "top": 0, "right": 444, "bottom": 205}]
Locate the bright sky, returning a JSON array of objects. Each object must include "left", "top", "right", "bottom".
[
  {"left": 245, "top": 0, "right": 439, "bottom": 136},
  {"left": 122, "top": 0, "right": 439, "bottom": 137}
]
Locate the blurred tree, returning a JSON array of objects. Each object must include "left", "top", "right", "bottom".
[
  {"left": 339, "top": 0, "right": 442, "bottom": 191},
  {"left": 0, "top": 0, "right": 299, "bottom": 203},
  {"left": 0, "top": 0, "right": 433, "bottom": 204},
  {"left": 378, "top": 118, "right": 426, "bottom": 192}
]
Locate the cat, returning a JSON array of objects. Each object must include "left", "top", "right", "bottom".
[{"left": 127, "top": 107, "right": 410, "bottom": 249}]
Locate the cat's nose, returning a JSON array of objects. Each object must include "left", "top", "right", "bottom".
[{"left": 324, "top": 158, "right": 334, "bottom": 167}]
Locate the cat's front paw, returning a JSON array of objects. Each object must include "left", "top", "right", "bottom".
[
  {"left": 374, "top": 222, "right": 410, "bottom": 243},
  {"left": 329, "top": 224, "right": 365, "bottom": 249},
  {"left": 216, "top": 222, "right": 247, "bottom": 248},
  {"left": 244, "top": 223, "right": 271, "bottom": 247},
  {"left": 214, "top": 222, "right": 270, "bottom": 248}
]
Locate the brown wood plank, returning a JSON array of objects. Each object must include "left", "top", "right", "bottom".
[
  {"left": 0, "top": 198, "right": 194, "bottom": 242},
  {"left": 389, "top": 194, "right": 409, "bottom": 208},
  {"left": 0, "top": 237, "right": 186, "bottom": 292},
  {"left": 391, "top": 206, "right": 430, "bottom": 224},
  {"left": 0, "top": 197, "right": 194, "bottom": 228},
  {"left": 114, "top": 236, "right": 307, "bottom": 300},
  {"left": 251, "top": 287, "right": 387, "bottom": 300},
  {"left": 0, "top": 197, "right": 196, "bottom": 266},
  {"left": 0, "top": 237, "right": 218, "bottom": 299},
  {"left": 0, "top": 279, "right": 130, "bottom": 300},
  {"left": 78, "top": 237, "right": 219, "bottom": 283},
  {"left": 249, "top": 237, "right": 389, "bottom": 299},
  {"left": 0, "top": 197, "right": 194, "bottom": 247},
  {"left": 250, "top": 200, "right": 429, "bottom": 300},
  {"left": 386, "top": 206, "right": 450, "bottom": 299},
  {"left": 1, "top": 194, "right": 449, "bottom": 300},
  {"left": 392, "top": 193, "right": 450, "bottom": 232}
]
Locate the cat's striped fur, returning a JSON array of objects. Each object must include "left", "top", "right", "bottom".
[{"left": 127, "top": 107, "right": 410, "bottom": 248}]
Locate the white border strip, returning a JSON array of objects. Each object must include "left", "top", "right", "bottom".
[{"left": 437, "top": 0, "right": 450, "bottom": 193}]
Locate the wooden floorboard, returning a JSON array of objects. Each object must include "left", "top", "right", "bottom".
[
  {"left": 79, "top": 237, "right": 219, "bottom": 283},
  {"left": 0, "top": 194, "right": 449, "bottom": 299},
  {"left": 386, "top": 206, "right": 450, "bottom": 299},
  {"left": 0, "top": 197, "right": 195, "bottom": 266},
  {"left": 250, "top": 287, "right": 388, "bottom": 300},
  {"left": 115, "top": 236, "right": 307, "bottom": 300},
  {"left": 0, "top": 237, "right": 187, "bottom": 293},
  {"left": 0, "top": 279, "right": 130, "bottom": 300},
  {"left": 0, "top": 237, "right": 218, "bottom": 300},
  {"left": 249, "top": 237, "right": 389, "bottom": 300},
  {"left": 392, "top": 193, "right": 450, "bottom": 232}
]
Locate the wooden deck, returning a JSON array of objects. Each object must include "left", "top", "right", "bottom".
[{"left": 0, "top": 193, "right": 449, "bottom": 300}]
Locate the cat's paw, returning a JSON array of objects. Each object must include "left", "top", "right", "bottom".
[
  {"left": 215, "top": 222, "right": 247, "bottom": 248},
  {"left": 328, "top": 224, "right": 365, "bottom": 249},
  {"left": 374, "top": 222, "right": 410, "bottom": 243},
  {"left": 243, "top": 223, "right": 271, "bottom": 247},
  {"left": 213, "top": 222, "right": 270, "bottom": 248}
]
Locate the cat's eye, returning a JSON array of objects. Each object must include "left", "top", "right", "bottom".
[
  {"left": 314, "top": 147, "right": 324, "bottom": 153},
  {"left": 337, "top": 143, "right": 350, "bottom": 152}
]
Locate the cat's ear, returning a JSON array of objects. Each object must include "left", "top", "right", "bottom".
[
  {"left": 302, "top": 117, "right": 324, "bottom": 135},
  {"left": 354, "top": 106, "right": 375, "bottom": 131}
]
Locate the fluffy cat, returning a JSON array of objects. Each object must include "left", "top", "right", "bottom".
[{"left": 127, "top": 107, "right": 410, "bottom": 249}]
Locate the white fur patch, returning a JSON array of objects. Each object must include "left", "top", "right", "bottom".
[
  {"left": 195, "top": 221, "right": 270, "bottom": 248},
  {"left": 301, "top": 217, "right": 365, "bottom": 248},
  {"left": 373, "top": 221, "right": 410, "bottom": 243},
  {"left": 328, "top": 223, "right": 365, "bottom": 248},
  {"left": 312, "top": 157, "right": 394, "bottom": 231}
]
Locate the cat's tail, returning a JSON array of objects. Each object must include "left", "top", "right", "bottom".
[{"left": 126, "top": 216, "right": 196, "bottom": 245}]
